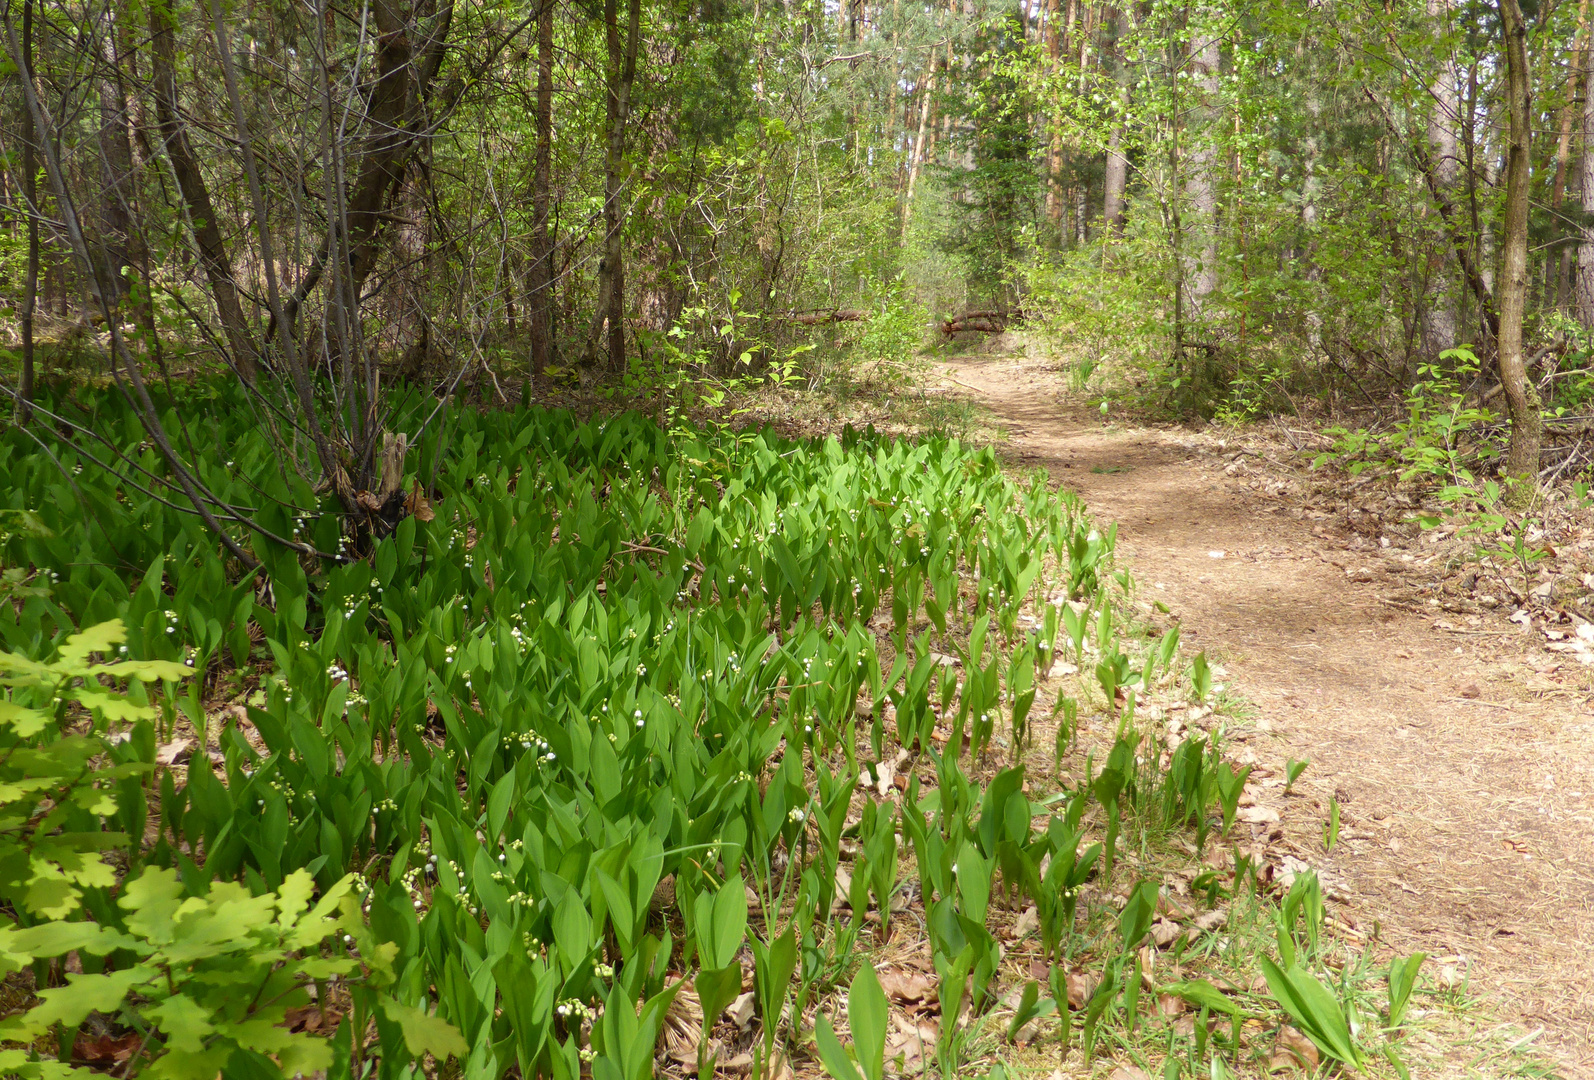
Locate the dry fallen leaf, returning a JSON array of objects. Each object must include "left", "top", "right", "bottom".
[
  {"left": 1237, "top": 805, "right": 1280, "bottom": 824},
  {"left": 878, "top": 966, "right": 936, "bottom": 1004},
  {"left": 1065, "top": 970, "right": 1095, "bottom": 1009},
  {"left": 73, "top": 1031, "right": 142, "bottom": 1066},
  {"left": 406, "top": 482, "right": 436, "bottom": 523},
  {"left": 1110, "top": 1065, "right": 1152, "bottom": 1080},
  {"left": 1270, "top": 1025, "right": 1320, "bottom": 1071},
  {"left": 1156, "top": 992, "right": 1187, "bottom": 1018},
  {"left": 156, "top": 738, "right": 195, "bottom": 767},
  {"left": 727, "top": 991, "right": 756, "bottom": 1031},
  {"left": 885, "top": 1014, "right": 937, "bottom": 1071},
  {"left": 1012, "top": 906, "right": 1040, "bottom": 939},
  {"left": 1150, "top": 918, "right": 1183, "bottom": 947}
]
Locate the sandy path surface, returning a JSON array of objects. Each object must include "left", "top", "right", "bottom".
[{"left": 942, "top": 354, "right": 1594, "bottom": 1072}]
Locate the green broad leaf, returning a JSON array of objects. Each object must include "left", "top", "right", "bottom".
[
  {"left": 379, "top": 997, "right": 469, "bottom": 1059},
  {"left": 1119, "top": 879, "right": 1158, "bottom": 954},
  {"left": 1387, "top": 952, "right": 1426, "bottom": 1028},
  {"left": 1161, "top": 978, "right": 1246, "bottom": 1017},
  {"left": 275, "top": 868, "right": 317, "bottom": 929},
  {"left": 73, "top": 686, "right": 154, "bottom": 723},
  {"left": 56, "top": 621, "right": 127, "bottom": 667},
  {"left": 294, "top": 874, "right": 358, "bottom": 944},
  {"left": 694, "top": 963, "right": 742, "bottom": 1044},
  {"left": 0, "top": 700, "right": 50, "bottom": 737},
  {"left": 552, "top": 889, "right": 595, "bottom": 974},
  {"left": 1005, "top": 979, "right": 1041, "bottom": 1042},
  {"left": 814, "top": 1012, "right": 864, "bottom": 1080},
  {"left": 709, "top": 875, "right": 749, "bottom": 970},
  {"left": 0, "top": 920, "right": 135, "bottom": 967},
  {"left": 142, "top": 1044, "right": 231, "bottom": 1080},
  {"left": 848, "top": 963, "right": 889, "bottom": 1080},
  {"left": 122, "top": 866, "right": 186, "bottom": 944},
  {"left": 23, "top": 872, "right": 81, "bottom": 919},
  {"left": 0, "top": 1047, "right": 98, "bottom": 1080},
  {"left": 10, "top": 966, "right": 150, "bottom": 1035},
  {"left": 148, "top": 993, "right": 216, "bottom": 1053},
  {"left": 1260, "top": 957, "right": 1364, "bottom": 1069},
  {"left": 91, "top": 659, "right": 195, "bottom": 682}
]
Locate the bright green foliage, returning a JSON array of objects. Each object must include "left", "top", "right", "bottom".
[
  {"left": 0, "top": 868, "right": 457, "bottom": 1080},
  {"left": 816, "top": 964, "right": 889, "bottom": 1080},
  {"left": 0, "top": 385, "right": 1136, "bottom": 1076},
  {"left": 1386, "top": 952, "right": 1426, "bottom": 1029},
  {"left": 1260, "top": 956, "right": 1366, "bottom": 1071},
  {"left": 0, "top": 620, "right": 188, "bottom": 918}
]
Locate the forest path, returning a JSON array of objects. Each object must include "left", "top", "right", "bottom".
[{"left": 937, "top": 352, "right": 1594, "bottom": 1073}]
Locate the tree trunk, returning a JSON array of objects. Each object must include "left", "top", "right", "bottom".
[
  {"left": 1041, "top": 0, "right": 1065, "bottom": 243},
  {"left": 903, "top": 60, "right": 935, "bottom": 234},
  {"left": 17, "top": 0, "right": 37, "bottom": 421},
  {"left": 1579, "top": 3, "right": 1594, "bottom": 328},
  {"left": 1302, "top": 81, "right": 1323, "bottom": 353},
  {"left": 529, "top": 0, "right": 555, "bottom": 381},
  {"left": 1424, "top": 0, "right": 1461, "bottom": 356},
  {"left": 1498, "top": 0, "right": 1543, "bottom": 485},
  {"left": 96, "top": 31, "right": 136, "bottom": 314},
  {"left": 278, "top": 0, "right": 455, "bottom": 339},
  {"left": 150, "top": 0, "right": 258, "bottom": 379},
  {"left": 1546, "top": 0, "right": 1589, "bottom": 308},
  {"left": 1101, "top": 9, "right": 1127, "bottom": 237},
  {"left": 1184, "top": 25, "right": 1221, "bottom": 315},
  {"left": 584, "top": 0, "right": 642, "bottom": 371}
]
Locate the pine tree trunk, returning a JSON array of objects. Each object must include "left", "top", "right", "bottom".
[
  {"left": 1499, "top": 0, "right": 1543, "bottom": 486},
  {"left": 1579, "top": 6, "right": 1594, "bottom": 328}
]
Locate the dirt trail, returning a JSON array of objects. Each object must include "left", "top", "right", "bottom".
[{"left": 942, "top": 354, "right": 1594, "bottom": 1072}]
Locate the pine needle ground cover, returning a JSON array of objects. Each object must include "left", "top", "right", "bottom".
[{"left": 0, "top": 385, "right": 1438, "bottom": 1079}]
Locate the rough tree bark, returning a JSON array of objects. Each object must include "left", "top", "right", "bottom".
[
  {"left": 1101, "top": 7, "right": 1127, "bottom": 238},
  {"left": 1579, "top": 3, "right": 1594, "bottom": 328},
  {"left": 1041, "top": 0, "right": 1065, "bottom": 243},
  {"left": 583, "top": 0, "right": 642, "bottom": 371},
  {"left": 1498, "top": 0, "right": 1543, "bottom": 485},
  {"left": 17, "top": 0, "right": 36, "bottom": 420},
  {"left": 529, "top": 0, "right": 555, "bottom": 381},
  {"left": 150, "top": 0, "right": 258, "bottom": 380},
  {"left": 278, "top": 0, "right": 455, "bottom": 339}
]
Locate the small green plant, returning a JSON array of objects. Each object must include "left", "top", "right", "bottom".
[
  {"left": 1189, "top": 651, "right": 1213, "bottom": 702},
  {"left": 1386, "top": 952, "right": 1426, "bottom": 1029},
  {"left": 1324, "top": 797, "right": 1341, "bottom": 852},
  {"left": 1260, "top": 956, "right": 1366, "bottom": 1071},
  {"left": 1285, "top": 758, "right": 1309, "bottom": 792},
  {"left": 816, "top": 964, "right": 889, "bottom": 1080},
  {"left": 1315, "top": 346, "right": 1494, "bottom": 485},
  {"left": 692, "top": 874, "right": 751, "bottom": 1076}
]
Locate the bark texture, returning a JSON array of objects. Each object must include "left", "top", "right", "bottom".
[{"left": 1498, "top": 0, "right": 1543, "bottom": 484}]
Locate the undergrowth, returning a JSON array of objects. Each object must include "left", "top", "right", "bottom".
[{"left": 0, "top": 379, "right": 1517, "bottom": 1079}]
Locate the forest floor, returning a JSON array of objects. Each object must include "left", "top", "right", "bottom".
[{"left": 931, "top": 347, "right": 1594, "bottom": 1075}]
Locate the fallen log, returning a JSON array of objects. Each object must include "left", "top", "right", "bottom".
[
  {"left": 779, "top": 308, "right": 868, "bottom": 325},
  {"left": 940, "top": 308, "right": 1025, "bottom": 335}
]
